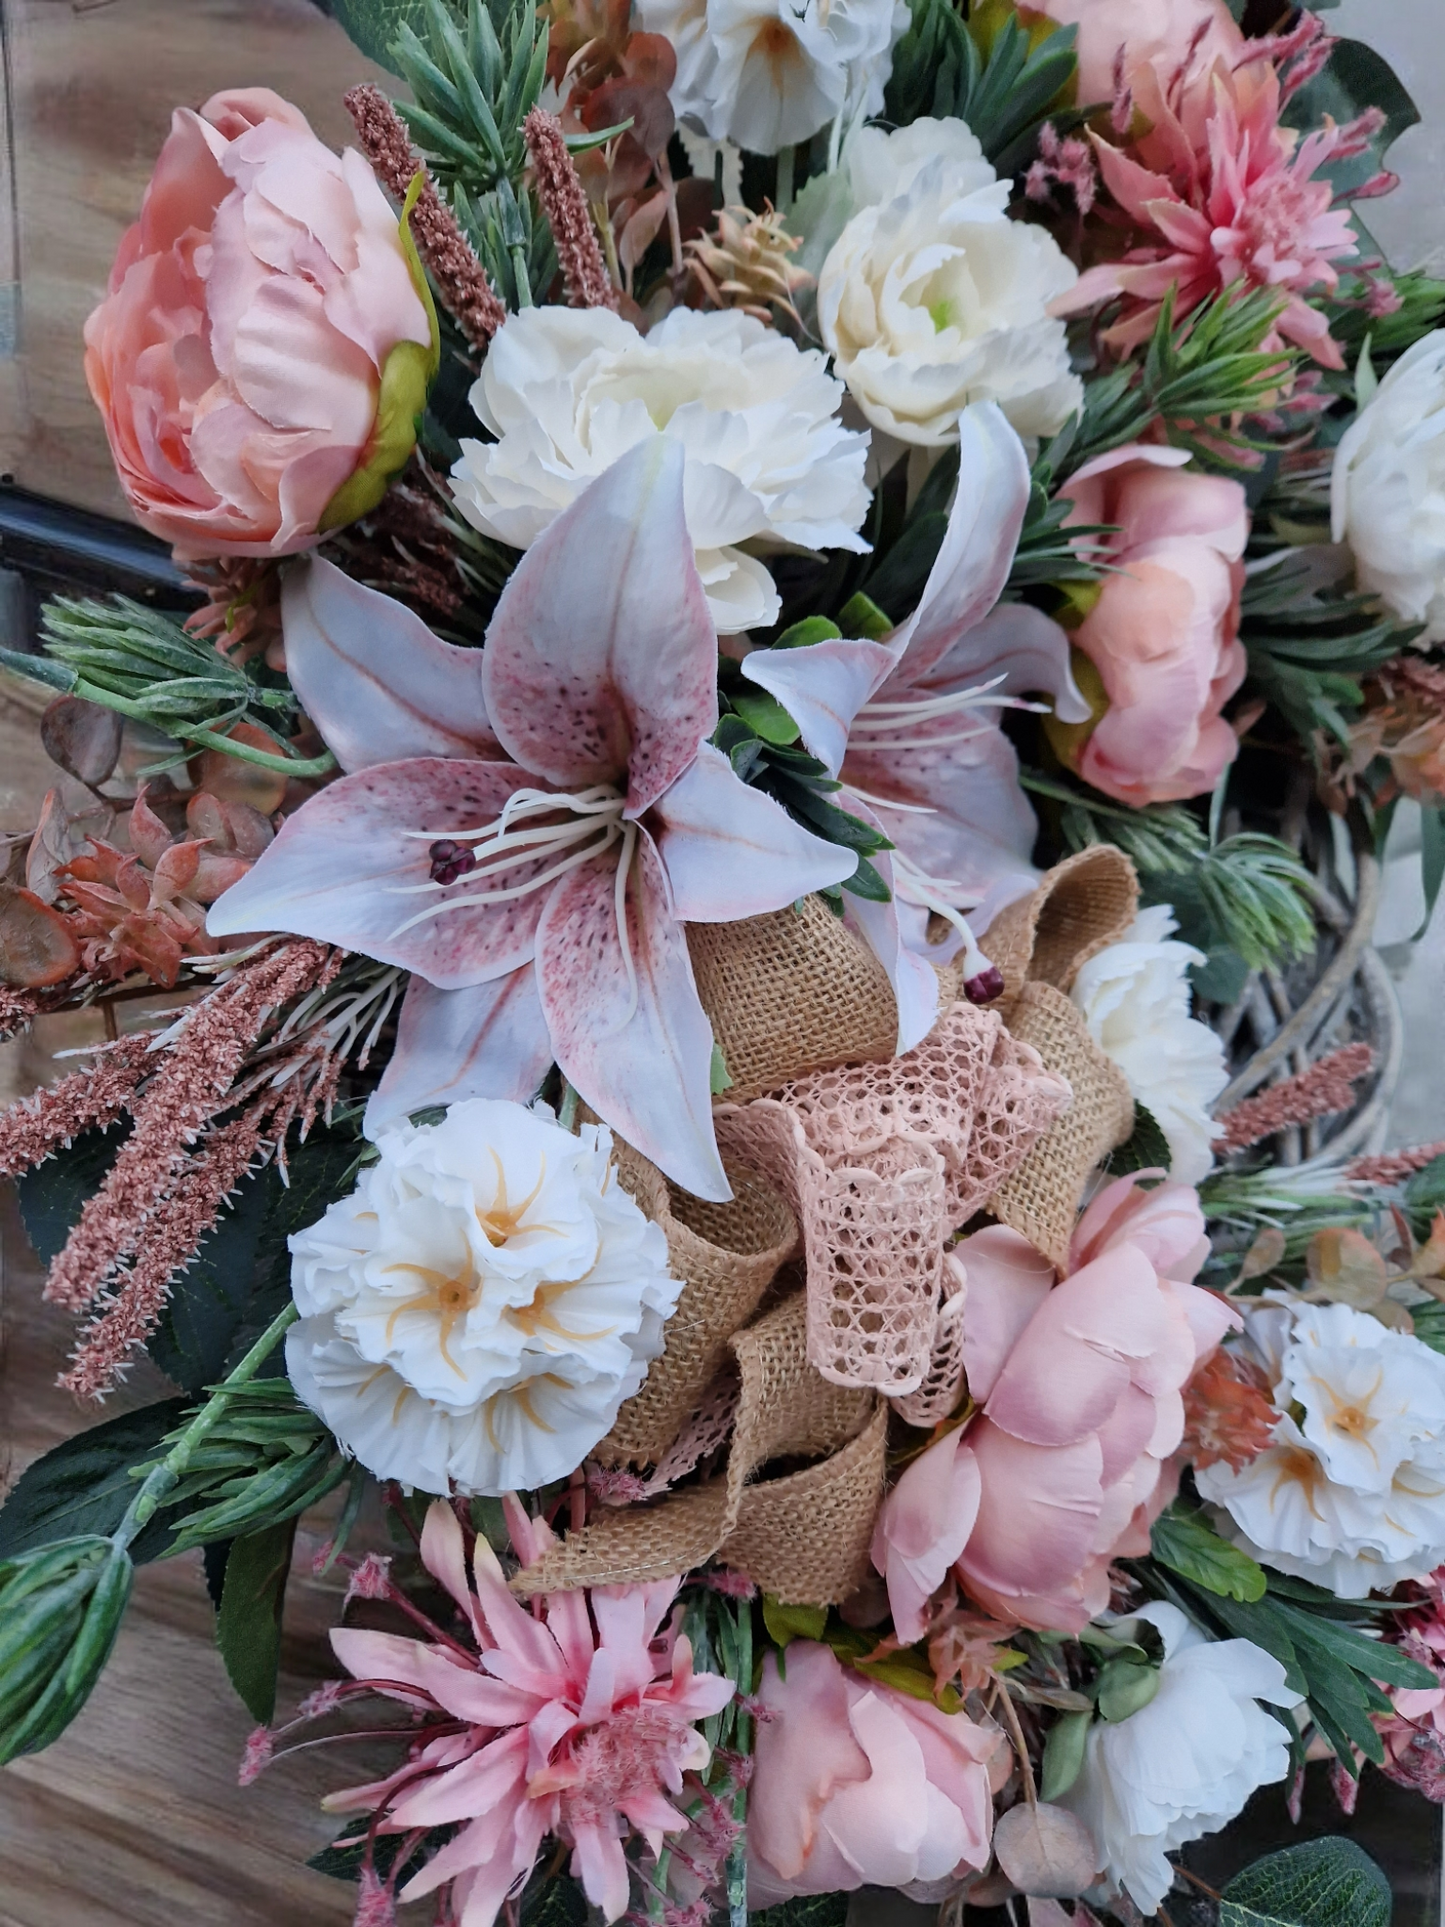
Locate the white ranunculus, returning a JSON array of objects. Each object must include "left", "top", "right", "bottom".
[
  {"left": 1060, "top": 1602, "right": 1299, "bottom": 1916},
  {"left": 637, "top": 0, "right": 906, "bottom": 154},
  {"left": 1198, "top": 1302, "right": 1445, "bottom": 1596},
  {"left": 843, "top": 115, "right": 997, "bottom": 210},
  {"left": 1069, "top": 904, "right": 1227, "bottom": 1185},
  {"left": 817, "top": 142, "right": 1082, "bottom": 447},
  {"left": 449, "top": 305, "right": 870, "bottom": 634},
  {"left": 1332, "top": 331, "right": 1445, "bottom": 643},
  {"left": 286, "top": 1100, "right": 680, "bottom": 1495}
]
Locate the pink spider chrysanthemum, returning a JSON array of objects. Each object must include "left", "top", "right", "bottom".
[
  {"left": 1054, "top": 28, "right": 1382, "bottom": 369},
  {"left": 320, "top": 1500, "right": 734, "bottom": 1927}
]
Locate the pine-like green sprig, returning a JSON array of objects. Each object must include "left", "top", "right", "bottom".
[{"left": 391, "top": 0, "right": 549, "bottom": 201}]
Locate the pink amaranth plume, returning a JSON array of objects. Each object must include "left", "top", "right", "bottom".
[
  {"left": 1216, "top": 1043, "right": 1375, "bottom": 1150},
  {"left": 1054, "top": 38, "right": 1367, "bottom": 368},
  {"left": 319, "top": 1500, "right": 734, "bottom": 1927},
  {"left": 238, "top": 1726, "right": 275, "bottom": 1787}
]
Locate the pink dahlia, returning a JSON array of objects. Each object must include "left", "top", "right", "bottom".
[
  {"left": 322, "top": 1499, "right": 734, "bottom": 1925},
  {"left": 1055, "top": 37, "right": 1372, "bottom": 368}
]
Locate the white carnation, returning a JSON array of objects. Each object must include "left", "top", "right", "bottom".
[
  {"left": 1332, "top": 330, "right": 1445, "bottom": 643},
  {"left": 1061, "top": 1603, "right": 1299, "bottom": 1916},
  {"left": 285, "top": 1100, "right": 681, "bottom": 1495},
  {"left": 817, "top": 135, "right": 1082, "bottom": 447},
  {"left": 1198, "top": 1302, "right": 1445, "bottom": 1596},
  {"left": 637, "top": 0, "right": 906, "bottom": 154},
  {"left": 1069, "top": 904, "right": 1227, "bottom": 1185},
  {"left": 449, "top": 305, "right": 870, "bottom": 634}
]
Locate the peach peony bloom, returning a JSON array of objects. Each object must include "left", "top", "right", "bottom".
[
  {"left": 85, "top": 88, "right": 436, "bottom": 558},
  {"left": 872, "top": 1195, "right": 1239, "bottom": 1637},
  {"left": 1034, "top": 0, "right": 1242, "bottom": 110},
  {"left": 747, "top": 1640, "right": 1000, "bottom": 1904},
  {"left": 1048, "top": 445, "right": 1248, "bottom": 805}
]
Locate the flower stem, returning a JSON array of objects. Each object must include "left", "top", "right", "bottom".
[{"left": 114, "top": 1302, "right": 300, "bottom": 1550}]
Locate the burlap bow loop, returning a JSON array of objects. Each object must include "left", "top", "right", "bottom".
[{"left": 980, "top": 848, "right": 1141, "bottom": 1268}]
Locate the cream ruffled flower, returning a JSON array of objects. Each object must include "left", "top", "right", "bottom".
[
  {"left": 637, "top": 0, "right": 906, "bottom": 154},
  {"left": 449, "top": 305, "right": 870, "bottom": 633},
  {"left": 1060, "top": 1602, "right": 1299, "bottom": 1916},
  {"left": 285, "top": 1100, "right": 681, "bottom": 1494},
  {"left": 817, "top": 122, "right": 1082, "bottom": 446},
  {"left": 1198, "top": 1303, "right": 1445, "bottom": 1596},
  {"left": 1332, "top": 330, "right": 1445, "bottom": 643},
  {"left": 1069, "top": 904, "right": 1227, "bottom": 1185}
]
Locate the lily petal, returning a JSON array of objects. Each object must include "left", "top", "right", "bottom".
[
  {"left": 536, "top": 832, "right": 728, "bottom": 1201},
  {"left": 883, "top": 403, "right": 1032, "bottom": 689},
  {"left": 207, "top": 757, "right": 548, "bottom": 985},
  {"left": 651, "top": 742, "right": 858, "bottom": 919},
  {"left": 913, "top": 600, "right": 1090, "bottom": 725},
  {"left": 740, "top": 636, "right": 897, "bottom": 777},
  {"left": 483, "top": 438, "right": 718, "bottom": 816},
  {"left": 363, "top": 969, "right": 554, "bottom": 1137},
  {"left": 282, "top": 559, "right": 497, "bottom": 770},
  {"left": 837, "top": 793, "right": 940, "bottom": 1053}
]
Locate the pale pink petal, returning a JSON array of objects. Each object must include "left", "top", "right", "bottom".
[
  {"left": 1164, "top": 1276, "right": 1242, "bottom": 1365},
  {"left": 482, "top": 439, "right": 717, "bottom": 812},
  {"left": 957, "top": 1421, "right": 1104, "bottom": 1600},
  {"left": 1070, "top": 1174, "right": 1210, "bottom": 1284},
  {"left": 329, "top": 1629, "right": 541, "bottom": 1726},
  {"left": 536, "top": 834, "right": 728, "bottom": 1201},
  {"left": 816, "top": 1690, "right": 932, "bottom": 1886},
  {"left": 282, "top": 559, "right": 497, "bottom": 771},
  {"left": 571, "top": 1819, "right": 632, "bottom": 1922},
  {"left": 871, "top": 1430, "right": 981, "bottom": 1645},
  {"left": 957, "top": 1227, "right": 1055, "bottom": 1405},
  {"left": 206, "top": 758, "right": 547, "bottom": 985},
  {"left": 388, "top": 1732, "right": 529, "bottom": 1828},
  {"left": 649, "top": 742, "right": 858, "bottom": 918},
  {"left": 421, "top": 1499, "right": 482, "bottom": 1636},
  {"left": 739, "top": 636, "right": 898, "bottom": 776},
  {"left": 363, "top": 971, "right": 553, "bottom": 1137},
  {"left": 749, "top": 1645, "right": 871, "bottom": 1883}
]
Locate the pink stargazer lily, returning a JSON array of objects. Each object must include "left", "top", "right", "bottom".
[
  {"left": 208, "top": 438, "right": 856, "bottom": 1199},
  {"left": 738, "top": 403, "right": 1090, "bottom": 1050}
]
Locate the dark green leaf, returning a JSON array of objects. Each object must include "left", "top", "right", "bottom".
[
  {"left": 520, "top": 1868, "right": 590, "bottom": 1927},
  {"left": 864, "top": 512, "right": 949, "bottom": 623},
  {"left": 732, "top": 688, "right": 801, "bottom": 746},
  {"left": 322, "top": 0, "right": 431, "bottom": 73},
  {"left": 215, "top": 1517, "right": 297, "bottom": 1723},
  {"left": 15, "top": 1124, "right": 126, "bottom": 1265},
  {"left": 1101, "top": 1103, "right": 1169, "bottom": 1179},
  {"left": 1040, "top": 1707, "right": 1091, "bottom": 1800},
  {"left": 1220, "top": 1835, "right": 1391, "bottom": 1927},
  {"left": 750, "top": 1894, "right": 850, "bottom": 1927},
  {"left": 1406, "top": 1154, "right": 1445, "bottom": 1216},
  {"left": 1151, "top": 1506, "right": 1267, "bottom": 1602},
  {"left": 762, "top": 1595, "right": 828, "bottom": 1648},
  {"left": 1284, "top": 39, "right": 1418, "bottom": 196},
  {"left": 773, "top": 617, "right": 842, "bottom": 650},
  {"left": 0, "top": 1400, "right": 187, "bottom": 1564},
  {"left": 1416, "top": 802, "right": 1445, "bottom": 940},
  {"left": 1191, "top": 945, "right": 1251, "bottom": 1006},
  {"left": 309, "top": 1822, "right": 454, "bottom": 1884}
]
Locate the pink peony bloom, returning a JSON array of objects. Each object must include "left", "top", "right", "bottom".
[
  {"left": 1052, "top": 45, "right": 1361, "bottom": 368},
  {"left": 323, "top": 1499, "right": 734, "bottom": 1926},
  {"left": 1034, "top": 0, "right": 1242, "bottom": 112},
  {"left": 747, "top": 1640, "right": 1000, "bottom": 1904},
  {"left": 85, "top": 88, "right": 436, "bottom": 558},
  {"left": 1051, "top": 445, "right": 1248, "bottom": 805},
  {"left": 872, "top": 1196, "right": 1239, "bottom": 1636}
]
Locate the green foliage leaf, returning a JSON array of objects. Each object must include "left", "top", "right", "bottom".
[
  {"left": 750, "top": 1894, "right": 850, "bottom": 1927},
  {"left": 762, "top": 1595, "right": 828, "bottom": 1648},
  {"left": 0, "top": 1401, "right": 187, "bottom": 1565},
  {"left": 1220, "top": 1835, "right": 1391, "bottom": 1927},
  {"left": 15, "top": 1124, "right": 124, "bottom": 1265},
  {"left": 1102, "top": 1102, "right": 1169, "bottom": 1179},
  {"left": 215, "top": 1517, "right": 298, "bottom": 1723},
  {"left": 310, "top": 1822, "right": 455, "bottom": 1884},
  {"left": 1151, "top": 1505, "right": 1267, "bottom": 1602},
  {"left": 1040, "top": 1707, "right": 1090, "bottom": 1800},
  {"left": 883, "top": 0, "right": 1077, "bottom": 174},
  {"left": 320, "top": 0, "right": 429, "bottom": 71}
]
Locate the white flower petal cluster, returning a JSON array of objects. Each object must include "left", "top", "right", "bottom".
[
  {"left": 449, "top": 305, "right": 871, "bottom": 634},
  {"left": 1332, "top": 331, "right": 1445, "bottom": 643},
  {"left": 1060, "top": 1602, "right": 1299, "bottom": 1916},
  {"left": 637, "top": 0, "right": 907, "bottom": 154},
  {"left": 1069, "top": 904, "right": 1228, "bottom": 1185},
  {"left": 1198, "top": 1302, "right": 1445, "bottom": 1596},
  {"left": 286, "top": 1100, "right": 681, "bottom": 1495},
  {"left": 818, "top": 121, "right": 1082, "bottom": 446}
]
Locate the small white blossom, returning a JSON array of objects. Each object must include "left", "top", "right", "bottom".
[
  {"left": 286, "top": 1101, "right": 681, "bottom": 1494},
  {"left": 1198, "top": 1302, "right": 1445, "bottom": 1596},
  {"left": 1060, "top": 1602, "right": 1299, "bottom": 1916},
  {"left": 1332, "top": 330, "right": 1445, "bottom": 642},
  {"left": 1069, "top": 904, "right": 1228, "bottom": 1185},
  {"left": 637, "top": 0, "right": 906, "bottom": 154},
  {"left": 449, "top": 305, "right": 870, "bottom": 634},
  {"left": 817, "top": 123, "right": 1082, "bottom": 446}
]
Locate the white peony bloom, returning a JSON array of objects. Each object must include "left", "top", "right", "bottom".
[
  {"left": 1060, "top": 1602, "right": 1299, "bottom": 1916},
  {"left": 285, "top": 1100, "right": 681, "bottom": 1495},
  {"left": 1332, "top": 331, "right": 1445, "bottom": 643},
  {"left": 817, "top": 132, "right": 1082, "bottom": 446},
  {"left": 637, "top": 0, "right": 906, "bottom": 154},
  {"left": 1198, "top": 1302, "right": 1445, "bottom": 1596},
  {"left": 449, "top": 305, "right": 870, "bottom": 634},
  {"left": 1069, "top": 904, "right": 1228, "bottom": 1185}
]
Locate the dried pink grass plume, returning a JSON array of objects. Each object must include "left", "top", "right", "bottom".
[
  {"left": 1349, "top": 1139, "right": 1445, "bottom": 1186},
  {"left": 0, "top": 1031, "right": 154, "bottom": 1179},
  {"left": 524, "top": 107, "right": 619, "bottom": 310},
  {"left": 344, "top": 84, "right": 507, "bottom": 349},
  {"left": 1216, "top": 1042, "right": 1375, "bottom": 1151}
]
